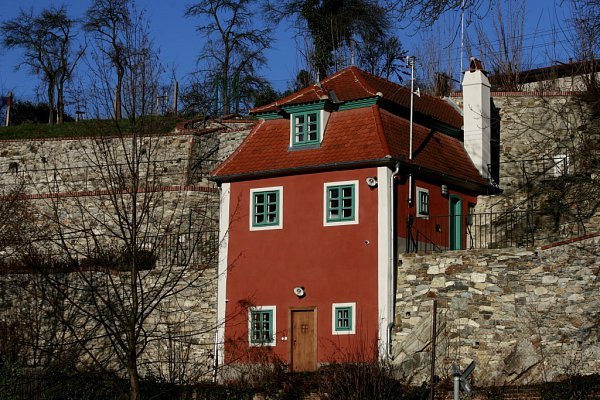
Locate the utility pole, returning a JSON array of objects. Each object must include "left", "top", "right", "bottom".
[
  {"left": 406, "top": 56, "right": 419, "bottom": 206},
  {"left": 173, "top": 80, "right": 179, "bottom": 115},
  {"left": 4, "top": 92, "right": 13, "bottom": 127}
]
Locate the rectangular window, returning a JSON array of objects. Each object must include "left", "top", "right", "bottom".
[
  {"left": 416, "top": 187, "right": 429, "bottom": 217},
  {"left": 332, "top": 302, "right": 356, "bottom": 334},
  {"left": 293, "top": 112, "right": 319, "bottom": 145},
  {"left": 250, "top": 187, "right": 283, "bottom": 230},
  {"left": 324, "top": 181, "right": 359, "bottom": 226},
  {"left": 249, "top": 306, "right": 276, "bottom": 346},
  {"left": 327, "top": 185, "right": 354, "bottom": 222}
]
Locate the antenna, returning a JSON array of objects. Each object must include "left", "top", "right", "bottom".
[
  {"left": 405, "top": 56, "right": 418, "bottom": 161},
  {"left": 460, "top": 0, "right": 465, "bottom": 77}
]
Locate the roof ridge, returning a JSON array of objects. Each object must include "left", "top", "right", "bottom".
[
  {"left": 348, "top": 67, "right": 377, "bottom": 96},
  {"left": 251, "top": 85, "right": 322, "bottom": 113},
  {"left": 371, "top": 105, "right": 391, "bottom": 156}
]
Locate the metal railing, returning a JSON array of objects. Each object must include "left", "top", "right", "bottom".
[{"left": 406, "top": 209, "right": 588, "bottom": 253}]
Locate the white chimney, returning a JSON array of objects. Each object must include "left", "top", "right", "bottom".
[{"left": 462, "top": 58, "right": 491, "bottom": 180}]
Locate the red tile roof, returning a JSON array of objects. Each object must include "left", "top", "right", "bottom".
[
  {"left": 213, "top": 107, "right": 389, "bottom": 177},
  {"left": 212, "top": 106, "right": 488, "bottom": 187},
  {"left": 213, "top": 67, "right": 489, "bottom": 189},
  {"left": 378, "top": 109, "right": 488, "bottom": 185},
  {"left": 251, "top": 66, "right": 463, "bottom": 129}
]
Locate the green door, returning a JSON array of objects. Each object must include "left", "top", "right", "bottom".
[{"left": 449, "top": 195, "right": 462, "bottom": 250}]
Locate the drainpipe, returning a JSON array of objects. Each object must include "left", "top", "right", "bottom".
[{"left": 387, "top": 161, "right": 400, "bottom": 358}]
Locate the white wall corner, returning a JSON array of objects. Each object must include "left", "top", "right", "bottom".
[
  {"left": 216, "top": 182, "right": 230, "bottom": 368},
  {"left": 377, "top": 166, "right": 393, "bottom": 358}
]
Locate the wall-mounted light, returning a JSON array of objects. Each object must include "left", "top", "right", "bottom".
[
  {"left": 293, "top": 286, "right": 305, "bottom": 298},
  {"left": 441, "top": 184, "right": 448, "bottom": 196},
  {"left": 366, "top": 177, "right": 378, "bottom": 187}
]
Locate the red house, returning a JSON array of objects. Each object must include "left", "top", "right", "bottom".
[{"left": 212, "top": 63, "right": 496, "bottom": 372}]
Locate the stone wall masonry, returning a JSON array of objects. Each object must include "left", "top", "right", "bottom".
[
  {"left": 392, "top": 235, "right": 600, "bottom": 387},
  {"left": 0, "top": 260, "right": 218, "bottom": 382},
  {"left": 0, "top": 134, "right": 192, "bottom": 195},
  {"left": 450, "top": 92, "right": 600, "bottom": 245},
  {"left": 0, "top": 120, "right": 253, "bottom": 196}
]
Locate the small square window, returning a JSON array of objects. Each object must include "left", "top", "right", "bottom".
[
  {"left": 250, "top": 187, "right": 283, "bottom": 230},
  {"left": 332, "top": 303, "right": 356, "bottom": 335},
  {"left": 249, "top": 306, "right": 276, "bottom": 346},
  {"left": 293, "top": 112, "right": 320, "bottom": 146},
  {"left": 416, "top": 188, "right": 429, "bottom": 217},
  {"left": 324, "top": 181, "right": 358, "bottom": 226}
]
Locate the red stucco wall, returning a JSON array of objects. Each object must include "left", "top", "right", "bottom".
[
  {"left": 396, "top": 176, "right": 478, "bottom": 250},
  {"left": 224, "top": 168, "right": 381, "bottom": 365}
]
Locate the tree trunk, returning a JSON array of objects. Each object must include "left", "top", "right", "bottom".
[
  {"left": 57, "top": 82, "right": 64, "bottom": 125},
  {"left": 47, "top": 81, "right": 56, "bottom": 125},
  {"left": 115, "top": 67, "right": 123, "bottom": 120},
  {"left": 128, "top": 363, "right": 140, "bottom": 400}
]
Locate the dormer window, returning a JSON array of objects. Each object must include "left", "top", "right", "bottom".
[
  {"left": 285, "top": 102, "right": 330, "bottom": 149},
  {"left": 293, "top": 112, "right": 319, "bottom": 145}
]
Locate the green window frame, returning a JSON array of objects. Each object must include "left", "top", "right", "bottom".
[
  {"left": 326, "top": 184, "right": 355, "bottom": 223},
  {"left": 417, "top": 188, "right": 429, "bottom": 217},
  {"left": 292, "top": 111, "right": 320, "bottom": 146},
  {"left": 335, "top": 307, "right": 352, "bottom": 331},
  {"left": 252, "top": 189, "right": 280, "bottom": 228},
  {"left": 332, "top": 302, "right": 356, "bottom": 335},
  {"left": 249, "top": 308, "right": 275, "bottom": 345}
]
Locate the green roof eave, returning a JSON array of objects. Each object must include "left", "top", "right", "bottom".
[
  {"left": 255, "top": 111, "right": 283, "bottom": 120},
  {"left": 283, "top": 100, "right": 331, "bottom": 114},
  {"left": 337, "top": 97, "right": 379, "bottom": 110}
]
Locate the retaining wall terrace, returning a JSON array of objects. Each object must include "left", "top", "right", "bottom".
[
  {"left": 0, "top": 120, "right": 252, "bottom": 381},
  {"left": 392, "top": 235, "right": 600, "bottom": 387},
  {"left": 0, "top": 120, "right": 255, "bottom": 195}
]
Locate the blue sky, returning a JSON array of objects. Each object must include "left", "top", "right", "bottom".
[{"left": 0, "top": 0, "right": 575, "bottom": 103}]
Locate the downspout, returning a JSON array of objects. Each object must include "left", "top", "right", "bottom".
[
  {"left": 212, "top": 185, "right": 222, "bottom": 383},
  {"left": 387, "top": 161, "right": 400, "bottom": 358}
]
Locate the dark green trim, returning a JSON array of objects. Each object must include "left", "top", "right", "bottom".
[
  {"left": 326, "top": 184, "right": 356, "bottom": 222},
  {"left": 252, "top": 190, "right": 280, "bottom": 227},
  {"left": 283, "top": 101, "right": 328, "bottom": 114},
  {"left": 256, "top": 112, "right": 283, "bottom": 120},
  {"left": 334, "top": 306, "right": 353, "bottom": 332},
  {"left": 337, "top": 97, "right": 379, "bottom": 111},
  {"left": 292, "top": 111, "right": 321, "bottom": 146},
  {"left": 449, "top": 194, "right": 462, "bottom": 250},
  {"left": 250, "top": 309, "right": 273, "bottom": 344}
]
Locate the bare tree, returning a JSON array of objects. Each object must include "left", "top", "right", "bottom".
[
  {"left": 1, "top": 6, "right": 83, "bottom": 125},
  {"left": 357, "top": 34, "right": 406, "bottom": 80},
  {"left": 470, "top": 0, "right": 528, "bottom": 91},
  {"left": 85, "top": 0, "right": 132, "bottom": 121},
  {"left": 185, "top": 0, "right": 272, "bottom": 116},
  {"left": 394, "top": 0, "right": 493, "bottom": 27},
  {"left": 265, "top": 0, "right": 391, "bottom": 80}
]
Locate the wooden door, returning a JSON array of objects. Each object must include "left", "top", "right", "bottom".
[
  {"left": 290, "top": 309, "right": 317, "bottom": 372},
  {"left": 449, "top": 195, "right": 462, "bottom": 250}
]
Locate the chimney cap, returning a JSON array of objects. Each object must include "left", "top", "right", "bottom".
[{"left": 468, "top": 57, "right": 487, "bottom": 74}]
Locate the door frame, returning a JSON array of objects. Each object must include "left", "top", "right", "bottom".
[{"left": 288, "top": 306, "right": 318, "bottom": 372}]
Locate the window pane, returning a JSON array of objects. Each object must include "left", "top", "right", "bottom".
[{"left": 253, "top": 190, "right": 279, "bottom": 226}]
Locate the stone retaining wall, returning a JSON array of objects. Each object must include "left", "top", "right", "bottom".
[{"left": 392, "top": 235, "right": 600, "bottom": 386}]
